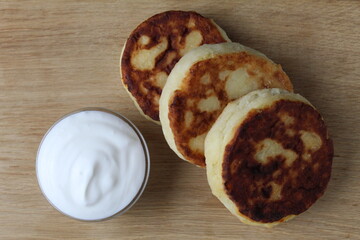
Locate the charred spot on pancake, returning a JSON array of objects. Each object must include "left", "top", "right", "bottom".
[
  {"left": 168, "top": 52, "right": 292, "bottom": 166},
  {"left": 222, "top": 100, "right": 333, "bottom": 223},
  {"left": 121, "top": 11, "right": 228, "bottom": 121}
]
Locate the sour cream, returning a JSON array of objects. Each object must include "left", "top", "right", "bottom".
[{"left": 36, "top": 109, "right": 149, "bottom": 221}]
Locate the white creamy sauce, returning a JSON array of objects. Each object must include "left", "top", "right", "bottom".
[{"left": 36, "top": 110, "right": 148, "bottom": 220}]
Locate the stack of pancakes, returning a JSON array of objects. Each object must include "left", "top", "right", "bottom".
[{"left": 120, "top": 11, "right": 333, "bottom": 227}]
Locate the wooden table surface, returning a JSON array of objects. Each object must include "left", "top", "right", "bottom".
[{"left": 1, "top": 0, "right": 359, "bottom": 239}]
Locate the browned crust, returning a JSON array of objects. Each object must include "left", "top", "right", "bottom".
[
  {"left": 168, "top": 52, "right": 293, "bottom": 167},
  {"left": 222, "top": 100, "right": 333, "bottom": 223},
  {"left": 121, "top": 11, "right": 228, "bottom": 121}
]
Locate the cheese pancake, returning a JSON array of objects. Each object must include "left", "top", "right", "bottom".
[
  {"left": 160, "top": 43, "right": 293, "bottom": 167},
  {"left": 121, "top": 11, "right": 230, "bottom": 123},
  {"left": 205, "top": 89, "right": 333, "bottom": 227}
]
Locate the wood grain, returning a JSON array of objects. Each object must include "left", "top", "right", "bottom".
[{"left": 0, "top": 0, "right": 359, "bottom": 239}]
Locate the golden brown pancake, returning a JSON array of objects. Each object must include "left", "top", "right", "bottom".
[
  {"left": 160, "top": 43, "right": 293, "bottom": 167},
  {"left": 205, "top": 89, "right": 333, "bottom": 226},
  {"left": 121, "top": 11, "right": 230, "bottom": 123}
]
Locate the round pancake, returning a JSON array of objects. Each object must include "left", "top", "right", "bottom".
[
  {"left": 121, "top": 11, "right": 231, "bottom": 124},
  {"left": 205, "top": 88, "right": 333, "bottom": 227},
  {"left": 160, "top": 42, "right": 293, "bottom": 167}
]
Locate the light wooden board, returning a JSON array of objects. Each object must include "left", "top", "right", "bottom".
[{"left": 1, "top": 0, "right": 359, "bottom": 239}]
